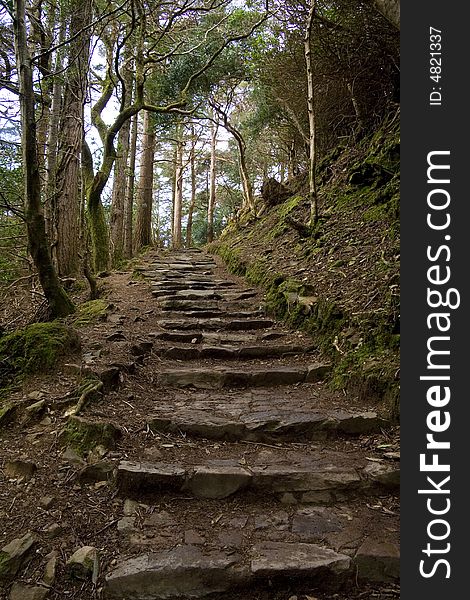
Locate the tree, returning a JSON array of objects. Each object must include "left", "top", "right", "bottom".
[
  {"left": 304, "top": 0, "right": 318, "bottom": 226},
  {"left": 53, "top": 0, "right": 92, "bottom": 276},
  {"left": 207, "top": 120, "right": 218, "bottom": 242},
  {"left": 12, "top": 0, "right": 74, "bottom": 318},
  {"left": 134, "top": 110, "right": 156, "bottom": 251}
]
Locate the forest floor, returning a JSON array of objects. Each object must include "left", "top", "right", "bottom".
[{"left": 0, "top": 249, "right": 399, "bottom": 600}]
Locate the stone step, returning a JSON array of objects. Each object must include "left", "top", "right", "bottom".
[
  {"left": 160, "top": 311, "right": 267, "bottom": 321},
  {"left": 154, "top": 344, "right": 311, "bottom": 361},
  {"left": 115, "top": 455, "right": 399, "bottom": 501},
  {"left": 148, "top": 398, "right": 386, "bottom": 441},
  {"left": 159, "top": 299, "right": 221, "bottom": 312},
  {"left": 156, "top": 363, "right": 332, "bottom": 389},
  {"left": 108, "top": 495, "right": 398, "bottom": 589},
  {"left": 156, "top": 318, "right": 275, "bottom": 331},
  {"left": 150, "top": 280, "right": 238, "bottom": 290},
  {"left": 152, "top": 289, "right": 223, "bottom": 300},
  {"left": 151, "top": 331, "right": 284, "bottom": 344},
  {"left": 104, "top": 540, "right": 363, "bottom": 599}
]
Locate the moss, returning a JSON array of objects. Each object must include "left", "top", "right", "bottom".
[
  {"left": 62, "top": 415, "right": 122, "bottom": 456},
  {"left": 0, "top": 322, "right": 80, "bottom": 386},
  {"left": 71, "top": 299, "right": 108, "bottom": 327}
]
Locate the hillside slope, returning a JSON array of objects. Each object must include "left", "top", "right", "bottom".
[{"left": 208, "top": 111, "right": 400, "bottom": 418}]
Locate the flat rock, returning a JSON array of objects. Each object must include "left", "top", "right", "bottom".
[
  {"left": 355, "top": 537, "right": 400, "bottom": 582},
  {"left": 157, "top": 367, "right": 310, "bottom": 389},
  {"left": 184, "top": 465, "right": 252, "bottom": 499},
  {"left": 9, "top": 584, "right": 48, "bottom": 600},
  {"left": 250, "top": 541, "right": 351, "bottom": 579},
  {"left": 105, "top": 547, "right": 244, "bottom": 599},
  {"left": 0, "top": 532, "right": 37, "bottom": 580},
  {"left": 363, "top": 461, "right": 400, "bottom": 489},
  {"left": 4, "top": 460, "right": 37, "bottom": 481}
]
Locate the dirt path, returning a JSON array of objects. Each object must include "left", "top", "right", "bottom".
[{"left": 0, "top": 249, "right": 399, "bottom": 600}]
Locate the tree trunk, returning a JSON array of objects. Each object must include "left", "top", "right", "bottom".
[
  {"left": 172, "top": 128, "right": 184, "bottom": 249},
  {"left": 134, "top": 110, "right": 155, "bottom": 251},
  {"left": 110, "top": 55, "right": 133, "bottom": 264},
  {"left": 207, "top": 122, "right": 217, "bottom": 243},
  {"left": 124, "top": 111, "right": 138, "bottom": 258},
  {"left": 53, "top": 0, "right": 92, "bottom": 276},
  {"left": 13, "top": 0, "right": 74, "bottom": 318},
  {"left": 304, "top": 1, "right": 318, "bottom": 227},
  {"left": 44, "top": 18, "right": 65, "bottom": 249},
  {"left": 186, "top": 126, "right": 197, "bottom": 248}
]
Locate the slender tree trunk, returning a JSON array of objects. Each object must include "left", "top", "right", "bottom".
[
  {"left": 134, "top": 111, "right": 155, "bottom": 251},
  {"left": 186, "top": 126, "right": 197, "bottom": 248},
  {"left": 305, "top": 1, "right": 318, "bottom": 226},
  {"left": 110, "top": 55, "right": 133, "bottom": 265},
  {"left": 124, "top": 111, "right": 138, "bottom": 258},
  {"left": 54, "top": 0, "right": 92, "bottom": 276},
  {"left": 44, "top": 18, "right": 65, "bottom": 249},
  {"left": 207, "top": 122, "right": 218, "bottom": 243},
  {"left": 172, "top": 129, "right": 184, "bottom": 249},
  {"left": 13, "top": 0, "right": 74, "bottom": 318}
]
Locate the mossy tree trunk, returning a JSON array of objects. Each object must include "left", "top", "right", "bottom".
[{"left": 13, "top": 0, "right": 74, "bottom": 319}]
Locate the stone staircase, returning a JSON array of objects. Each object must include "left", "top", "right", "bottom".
[{"left": 104, "top": 249, "right": 400, "bottom": 599}]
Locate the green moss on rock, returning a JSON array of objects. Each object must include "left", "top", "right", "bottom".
[
  {"left": 71, "top": 299, "right": 109, "bottom": 327},
  {"left": 62, "top": 415, "right": 122, "bottom": 456},
  {"left": 0, "top": 322, "right": 80, "bottom": 386}
]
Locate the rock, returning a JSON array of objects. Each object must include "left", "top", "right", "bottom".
[
  {"left": 43, "top": 550, "right": 59, "bottom": 586},
  {"left": 117, "top": 517, "right": 136, "bottom": 534},
  {"left": 305, "top": 363, "right": 333, "bottom": 382},
  {"left": 23, "top": 399, "right": 46, "bottom": 423},
  {"left": 250, "top": 541, "right": 351, "bottom": 580},
  {"left": 0, "top": 404, "right": 17, "bottom": 430},
  {"left": 254, "top": 511, "right": 289, "bottom": 531},
  {"left": 78, "top": 461, "right": 115, "bottom": 485},
  {"left": 4, "top": 460, "right": 37, "bottom": 481},
  {"left": 130, "top": 341, "right": 153, "bottom": 356},
  {"left": 39, "top": 496, "right": 56, "bottom": 510},
  {"left": 355, "top": 537, "right": 400, "bottom": 582},
  {"left": 106, "top": 332, "right": 126, "bottom": 341},
  {"left": 123, "top": 499, "right": 140, "bottom": 516},
  {"left": 218, "top": 530, "right": 243, "bottom": 548},
  {"left": 0, "top": 532, "right": 37, "bottom": 580},
  {"left": 27, "top": 390, "right": 44, "bottom": 401},
  {"left": 260, "top": 178, "right": 291, "bottom": 206},
  {"left": 66, "top": 546, "right": 100, "bottom": 582},
  {"left": 184, "top": 465, "right": 252, "bottom": 499},
  {"left": 363, "top": 461, "right": 400, "bottom": 489},
  {"left": 61, "top": 446, "right": 85, "bottom": 466},
  {"left": 105, "top": 547, "right": 244, "bottom": 599},
  {"left": 292, "top": 507, "right": 343, "bottom": 537},
  {"left": 184, "top": 530, "right": 205, "bottom": 545},
  {"left": 62, "top": 416, "right": 122, "bottom": 454},
  {"left": 43, "top": 523, "right": 63, "bottom": 539},
  {"left": 9, "top": 583, "right": 48, "bottom": 600}
]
